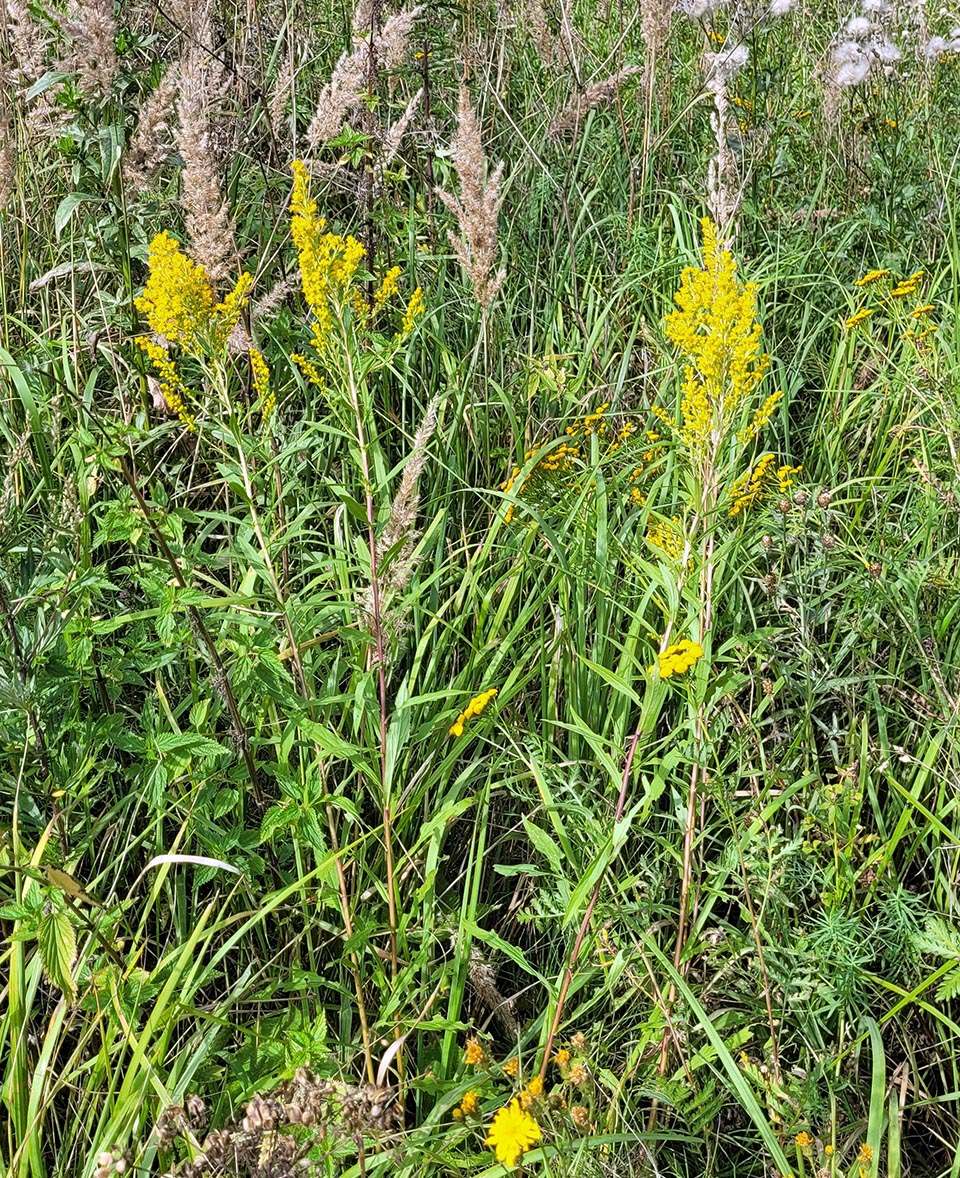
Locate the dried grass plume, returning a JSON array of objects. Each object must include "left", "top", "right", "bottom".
[{"left": 436, "top": 87, "right": 506, "bottom": 311}]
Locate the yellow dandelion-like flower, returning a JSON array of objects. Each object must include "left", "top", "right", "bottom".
[
  {"left": 795, "top": 1131, "right": 813, "bottom": 1150},
  {"left": 449, "top": 688, "right": 498, "bottom": 738},
  {"left": 460, "top": 1090, "right": 480, "bottom": 1116},
  {"left": 844, "top": 307, "right": 875, "bottom": 330},
  {"left": 854, "top": 268, "right": 890, "bottom": 287},
  {"left": 650, "top": 638, "right": 704, "bottom": 679},
  {"left": 503, "top": 1057, "right": 520, "bottom": 1077},
  {"left": 485, "top": 1100, "right": 541, "bottom": 1168},
  {"left": 464, "top": 1038, "right": 485, "bottom": 1066},
  {"left": 551, "top": 1049, "right": 571, "bottom": 1067}
]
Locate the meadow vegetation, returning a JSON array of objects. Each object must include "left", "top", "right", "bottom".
[{"left": 2, "top": 0, "right": 960, "bottom": 1174}]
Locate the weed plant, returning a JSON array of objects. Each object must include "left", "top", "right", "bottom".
[{"left": 2, "top": 0, "right": 960, "bottom": 1176}]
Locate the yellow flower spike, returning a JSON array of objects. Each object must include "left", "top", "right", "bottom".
[
  {"left": 464, "top": 1038, "right": 485, "bottom": 1066},
  {"left": 664, "top": 218, "right": 769, "bottom": 455},
  {"left": 400, "top": 286, "right": 425, "bottom": 335},
  {"left": 485, "top": 1100, "right": 541, "bottom": 1169},
  {"left": 136, "top": 337, "right": 196, "bottom": 431},
  {"left": 374, "top": 265, "right": 402, "bottom": 309}
]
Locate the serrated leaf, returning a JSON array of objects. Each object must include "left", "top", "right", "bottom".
[
  {"left": 914, "top": 917, "right": 960, "bottom": 960},
  {"left": 38, "top": 909, "right": 78, "bottom": 1002},
  {"left": 935, "top": 968, "right": 960, "bottom": 1003},
  {"left": 522, "top": 817, "right": 563, "bottom": 873},
  {"left": 154, "top": 732, "right": 229, "bottom": 759}
]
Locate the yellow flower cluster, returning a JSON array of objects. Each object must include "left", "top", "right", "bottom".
[
  {"left": 854, "top": 268, "right": 890, "bottom": 287},
  {"left": 454, "top": 1090, "right": 480, "bottom": 1119},
  {"left": 518, "top": 1075, "right": 542, "bottom": 1110},
  {"left": 401, "top": 287, "right": 425, "bottom": 335},
  {"left": 136, "top": 231, "right": 251, "bottom": 356},
  {"left": 501, "top": 440, "right": 581, "bottom": 522},
  {"left": 464, "top": 1038, "right": 485, "bottom": 1066},
  {"left": 249, "top": 348, "right": 274, "bottom": 422},
  {"left": 290, "top": 159, "right": 365, "bottom": 353},
  {"left": 738, "top": 388, "right": 783, "bottom": 443},
  {"left": 650, "top": 638, "right": 704, "bottom": 679},
  {"left": 646, "top": 516, "right": 685, "bottom": 561},
  {"left": 374, "top": 265, "right": 402, "bottom": 308},
  {"left": 795, "top": 1131, "right": 813, "bottom": 1150},
  {"left": 136, "top": 337, "right": 196, "bottom": 431},
  {"left": 844, "top": 307, "right": 875, "bottom": 330},
  {"left": 484, "top": 1100, "right": 541, "bottom": 1168},
  {"left": 663, "top": 218, "right": 769, "bottom": 454},
  {"left": 729, "top": 455, "right": 801, "bottom": 516},
  {"left": 888, "top": 271, "right": 924, "bottom": 299},
  {"left": 566, "top": 402, "right": 609, "bottom": 438},
  {"left": 449, "top": 689, "right": 498, "bottom": 738}
]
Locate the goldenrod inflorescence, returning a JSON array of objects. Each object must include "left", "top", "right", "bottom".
[
  {"left": 449, "top": 689, "right": 498, "bottom": 738},
  {"left": 663, "top": 217, "right": 769, "bottom": 454},
  {"left": 650, "top": 638, "right": 704, "bottom": 678}
]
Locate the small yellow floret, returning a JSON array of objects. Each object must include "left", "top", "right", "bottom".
[{"left": 449, "top": 689, "right": 498, "bottom": 737}]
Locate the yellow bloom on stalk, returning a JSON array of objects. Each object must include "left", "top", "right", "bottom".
[
  {"left": 650, "top": 638, "right": 704, "bottom": 679},
  {"left": 854, "top": 268, "right": 890, "bottom": 287},
  {"left": 844, "top": 307, "right": 874, "bottom": 330},
  {"left": 459, "top": 1090, "right": 480, "bottom": 1116},
  {"left": 400, "top": 286, "right": 425, "bottom": 336},
  {"left": 250, "top": 348, "right": 274, "bottom": 421},
  {"left": 449, "top": 689, "right": 498, "bottom": 738},
  {"left": 136, "top": 337, "right": 196, "bottom": 431},
  {"left": 519, "top": 1076, "right": 543, "bottom": 1109},
  {"left": 464, "top": 1038, "right": 485, "bottom": 1066},
  {"left": 290, "top": 159, "right": 367, "bottom": 354},
  {"left": 663, "top": 218, "right": 769, "bottom": 454},
  {"left": 374, "top": 265, "right": 402, "bottom": 308},
  {"left": 136, "top": 231, "right": 251, "bottom": 355},
  {"left": 738, "top": 388, "right": 783, "bottom": 443},
  {"left": 485, "top": 1100, "right": 541, "bottom": 1168}
]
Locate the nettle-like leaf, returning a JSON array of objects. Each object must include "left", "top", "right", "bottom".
[{"left": 38, "top": 908, "right": 78, "bottom": 1002}]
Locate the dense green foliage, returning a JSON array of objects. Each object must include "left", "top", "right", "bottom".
[{"left": 2, "top": 1, "right": 960, "bottom": 1176}]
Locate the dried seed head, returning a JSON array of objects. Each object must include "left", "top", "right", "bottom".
[
  {"left": 821, "top": 533, "right": 836, "bottom": 549},
  {"left": 869, "top": 560, "right": 882, "bottom": 577},
  {"left": 761, "top": 534, "right": 773, "bottom": 549},
  {"left": 817, "top": 490, "right": 832, "bottom": 508},
  {"left": 793, "top": 489, "right": 809, "bottom": 507},
  {"left": 776, "top": 499, "right": 791, "bottom": 514}
]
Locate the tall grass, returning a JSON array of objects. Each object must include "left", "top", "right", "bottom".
[{"left": 2, "top": 1, "right": 960, "bottom": 1176}]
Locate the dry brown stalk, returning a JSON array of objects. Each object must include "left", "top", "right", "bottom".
[
  {"left": 547, "top": 65, "right": 641, "bottom": 138},
  {"left": 0, "top": 65, "right": 15, "bottom": 207},
  {"left": 436, "top": 86, "right": 506, "bottom": 311},
  {"left": 123, "top": 61, "right": 179, "bottom": 191},
  {"left": 176, "top": 23, "right": 237, "bottom": 283}
]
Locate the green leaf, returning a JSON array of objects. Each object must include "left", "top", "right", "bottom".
[
  {"left": 38, "top": 909, "right": 78, "bottom": 1002},
  {"left": 54, "top": 193, "right": 100, "bottom": 240}
]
